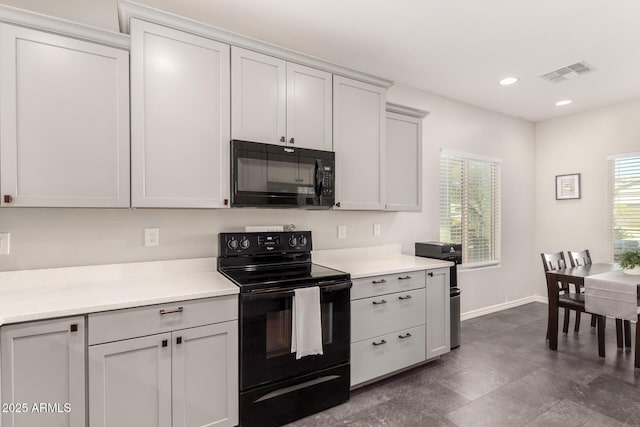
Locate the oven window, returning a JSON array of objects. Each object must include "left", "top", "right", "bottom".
[{"left": 264, "top": 299, "right": 335, "bottom": 359}]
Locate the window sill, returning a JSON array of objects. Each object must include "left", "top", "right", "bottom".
[{"left": 458, "top": 261, "right": 500, "bottom": 270}]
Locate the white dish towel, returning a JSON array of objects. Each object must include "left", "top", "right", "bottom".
[{"left": 291, "top": 286, "right": 323, "bottom": 359}]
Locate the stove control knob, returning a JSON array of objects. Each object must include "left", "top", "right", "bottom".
[
  {"left": 227, "top": 238, "right": 239, "bottom": 250},
  {"left": 288, "top": 236, "right": 297, "bottom": 247},
  {"left": 298, "top": 236, "right": 308, "bottom": 247},
  {"left": 240, "top": 238, "right": 250, "bottom": 249}
]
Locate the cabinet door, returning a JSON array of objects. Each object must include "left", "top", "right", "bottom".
[
  {"left": 130, "top": 20, "right": 230, "bottom": 208},
  {"left": 0, "top": 24, "right": 129, "bottom": 207},
  {"left": 89, "top": 333, "right": 172, "bottom": 427},
  {"left": 286, "top": 63, "right": 332, "bottom": 150},
  {"left": 333, "top": 76, "right": 386, "bottom": 210},
  {"left": 172, "top": 321, "right": 239, "bottom": 427},
  {"left": 426, "top": 268, "right": 451, "bottom": 359},
  {"left": 386, "top": 112, "right": 422, "bottom": 211},
  {"left": 232, "top": 47, "right": 286, "bottom": 144},
  {"left": 1, "top": 317, "right": 85, "bottom": 427}
]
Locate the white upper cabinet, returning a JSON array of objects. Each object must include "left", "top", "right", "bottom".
[
  {"left": 0, "top": 24, "right": 130, "bottom": 207},
  {"left": 130, "top": 19, "right": 230, "bottom": 208},
  {"left": 333, "top": 76, "right": 386, "bottom": 210},
  {"left": 286, "top": 63, "right": 332, "bottom": 150},
  {"left": 232, "top": 47, "right": 332, "bottom": 150},
  {"left": 232, "top": 47, "right": 286, "bottom": 145},
  {"left": 385, "top": 106, "right": 426, "bottom": 211}
]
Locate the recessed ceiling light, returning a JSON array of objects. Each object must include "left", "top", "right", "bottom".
[
  {"left": 555, "top": 99, "right": 573, "bottom": 106},
  {"left": 498, "top": 77, "right": 518, "bottom": 86}
]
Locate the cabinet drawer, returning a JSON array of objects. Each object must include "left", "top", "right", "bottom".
[
  {"left": 88, "top": 295, "right": 238, "bottom": 345},
  {"left": 351, "top": 270, "right": 425, "bottom": 300},
  {"left": 351, "top": 288, "right": 425, "bottom": 342},
  {"left": 351, "top": 324, "right": 426, "bottom": 387}
]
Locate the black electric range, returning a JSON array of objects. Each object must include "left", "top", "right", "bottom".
[{"left": 217, "top": 231, "right": 351, "bottom": 427}]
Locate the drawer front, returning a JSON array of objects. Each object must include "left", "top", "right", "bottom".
[
  {"left": 351, "top": 288, "right": 425, "bottom": 342},
  {"left": 88, "top": 295, "right": 238, "bottom": 345},
  {"left": 351, "top": 270, "right": 425, "bottom": 300},
  {"left": 351, "top": 324, "right": 426, "bottom": 387}
]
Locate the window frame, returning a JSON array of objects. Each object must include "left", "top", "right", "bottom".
[
  {"left": 608, "top": 152, "right": 640, "bottom": 262},
  {"left": 439, "top": 150, "right": 502, "bottom": 268}
]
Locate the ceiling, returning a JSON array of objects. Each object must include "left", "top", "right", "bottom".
[{"left": 139, "top": 0, "right": 640, "bottom": 122}]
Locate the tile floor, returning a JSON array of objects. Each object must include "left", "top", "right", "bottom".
[{"left": 289, "top": 302, "right": 640, "bottom": 426}]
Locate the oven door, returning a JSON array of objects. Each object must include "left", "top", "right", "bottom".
[{"left": 239, "top": 281, "right": 350, "bottom": 391}]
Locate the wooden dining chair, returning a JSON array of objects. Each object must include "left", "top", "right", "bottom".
[
  {"left": 541, "top": 252, "right": 576, "bottom": 334},
  {"left": 568, "top": 249, "right": 597, "bottom": 329},
  {"left": 569, "top": 249, "right": 632, "bottom": 347}
]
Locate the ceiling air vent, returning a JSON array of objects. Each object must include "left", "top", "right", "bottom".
[{"left": 539, "top": 61, "right": 595, "bottom": 83}]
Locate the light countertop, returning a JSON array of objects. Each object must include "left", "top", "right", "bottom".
[
  {"left": 313, "top": 245, "right": 453, "bottom": 279},
  {"left": 0, "top": 257, "right": 238, "bottom": 325}
]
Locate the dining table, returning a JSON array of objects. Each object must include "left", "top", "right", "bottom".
[{"left": 545, "top": 263, "right": 640, "bottom": 368}]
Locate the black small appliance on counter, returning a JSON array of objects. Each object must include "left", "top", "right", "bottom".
[
  {"left": 415, "top": 242, "right": 462, "bottom": 349},
  {"left": 218, "top": 231, "right": 351, "bottom": 427}
]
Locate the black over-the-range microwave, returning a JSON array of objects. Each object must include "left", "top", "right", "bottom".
[{"left": 230, "top": 140, "right": 335, "bottom": 208}]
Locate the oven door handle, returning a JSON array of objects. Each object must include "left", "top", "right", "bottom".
[{"left": 242, "top": 281, "right": 351, "bottom": 300}]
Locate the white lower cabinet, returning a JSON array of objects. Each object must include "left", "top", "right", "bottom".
[
  {"left": 88, "top": 297, "right": 239, "bottom": 427},
  {"left": 351, "top": 325, "right": 426, "bottom": 387},
  {"left": 426, "top": 268, "right": 451, "bottom": 359},
  {"left": 0, "top": 317, "right": 86, "bottom": 427},
  {"left": 350, "top": 268, "right": 450, "bottom": 387}
]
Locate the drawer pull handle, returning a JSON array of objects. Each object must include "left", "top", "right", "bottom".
[
  {"left": 428, "top": 272, "right": 434, "bottom": 277},
  {"left": 160, "top": 306, "right": 184, "bottom": 315},
  {"left": 372, "top": 279, "right": 387, "bottom": 284},
  {"left": 161, "top": 339, "right": 168, "bottom": 348},
  {"left": 398, "top": 295, "right": 413, "bottom": 300},
  {"left": 176, "top": 337, "right": 182, "bottom": 345},
  {"left": 69, "top": 324, "right": 78, "bottom": 332},
  {"left": 372, "top": 299, "right": 387, "bottom": 305},
  {"left": 372, "top": 339, "right": 387, "bottom": 346},
  {"left": 398, "top": 276, "right": 412, "bottom": 280},
  {"left": 398, "top": 333, "right": 412, "bottom": 339}
]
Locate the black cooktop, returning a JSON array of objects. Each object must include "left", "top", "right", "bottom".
[{"left": 221, "top": 263, "right": 350, "bottom": 292}]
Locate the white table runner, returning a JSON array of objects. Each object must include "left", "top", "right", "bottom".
[{"left": 585, "top": 271, "right": 640, "bottom": 321}]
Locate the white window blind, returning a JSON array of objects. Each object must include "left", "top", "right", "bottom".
[
  {"left": 609, "top": 153, "right": 640, "bottom": 261},
  {"left": 440, "top": 151, "right": 501, "bottom": 266}
]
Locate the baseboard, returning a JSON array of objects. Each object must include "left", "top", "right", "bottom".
[{"left": 461, "top": 295, "right": 547, "bottom": 321}]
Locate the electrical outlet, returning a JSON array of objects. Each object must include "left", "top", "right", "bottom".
[
  {"left": 337, "top": 225, "right": 347, "bottom": 239},
  {"left": 145, "top": 228, "right": 160, "bottom": 247},
  {"left": 373, "top": 224, "right": 381, "bottom": 236},
  {"left": 0, "top": 232, "right": 9, "bottom": 255}
]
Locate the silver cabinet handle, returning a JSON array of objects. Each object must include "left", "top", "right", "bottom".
[
  {"left": 398, "top": 276, "right": 412, "bottom": 280},
  {"left": 372, "top": 279, "right": 387, "bottom": 284},
  {"left": 398, "top": 295, "right": 413, "bottom": 300},
  {"left": 372, "top": 299, "right": 387, "bottom": 305},
  {"left": 160, "top": 306, "right": 183, "bottom": 315},
  {"left": 372, "top": 339, "right": 387, "bottom": 346},
  {"left": 398, "top": 333, "right": 412, "bottom": 339}
]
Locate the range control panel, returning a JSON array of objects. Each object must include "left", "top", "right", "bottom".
[{"left": 219, "top": 231, "right": 312, "bottom": 256}]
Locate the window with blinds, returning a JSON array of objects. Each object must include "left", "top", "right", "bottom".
[
  {"left": 609, "top": 153, "right": 640, "bottom": 261},
  {"left": 440, "top": 151, "right": 501, "bottom": 266}
]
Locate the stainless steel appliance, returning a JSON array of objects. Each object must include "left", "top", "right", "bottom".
[
  {"left": 231, "top": 140, "right": 335, "bottom": 208},
  {"left": 218, "top": 231, "right": 351, "bottom": 427},
  {"left": 415, "top": 242, "right": 462, "bottom": 349}
]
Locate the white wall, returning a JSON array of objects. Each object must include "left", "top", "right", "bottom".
[
  {"left": 0, "top": 0, "right": 538, "bottom": 315},
  {"left": 388, "top": 86, "right": 537, "bottom": 314},
  {"left": 535, "top": 98, "right": 640, "bottom": 296}
]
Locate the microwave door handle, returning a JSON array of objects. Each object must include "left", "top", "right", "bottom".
[{"left": 315, "top": 159, "right": 324, "bottom": 197}]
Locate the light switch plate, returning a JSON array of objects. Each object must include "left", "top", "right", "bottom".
[
  {"left": 0, "top": 232, "right": 10, "bottom": 255},
  {"left": 144, "top": 228, "right": 159, "bottom": 247},
  {"left": 338, "top": 225, "right": 347, "bottom": 239},
  {"left": 373, "top": 224, "right": 381, "bottom": 236}
]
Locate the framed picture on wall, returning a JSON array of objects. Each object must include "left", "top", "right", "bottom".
[{"left": 556, "top": 173, "right": 581, "bottom": 200}]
